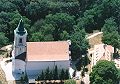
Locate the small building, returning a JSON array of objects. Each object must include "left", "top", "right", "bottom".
[
  {"left": 11, "top": 19, "right": 71, "bottom": 80},
  {"left": 90, "top": 44, "right": 114, "bottom": 70},
  {"left": 114, "top": 58, "right": 120, "bottom": 68}
]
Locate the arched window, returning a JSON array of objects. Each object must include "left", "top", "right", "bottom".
[{"left": 19, "top": 38, "right": 22, "bottom": 43}]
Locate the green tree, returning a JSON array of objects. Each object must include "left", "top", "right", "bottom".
[
  {"left": 102, "top": 17, "right": 120, "bottom": 54},
  {"left": 102, "top": 18, "right": 118, "bottom": 33},
  {"left": 102, "top": 31, "right": 120, "bottom": 53},
  {"left": 24, "top": 72, "right": 28, "bottom": 83},
  {"left": 30, "top": 32, "right": 45, "bottom": 42},
  {"left": 75, "top": 55, "right": 90, "bottom": 71},
  {"left": 53, "top": 65, "right": 59, "bottom": 80},
  {"left": 36, "top": 76, "right": 40, "bottom": 81},
  {"left": 59, "top": 69, "right": 65, "bottom": 80},
  {"left": 31, "top": 13, "right": 75, "bottom": 41},
  {"left": 30, "top": 21, "right": 54, "bottom": 41},
  {"left": 84, "top": 55, "right": 90, "bottom": 66},
  {"left": 20, "top": 72, "right": 28, "bottom": 84},
  {"left": 30, "top": 20, "right": 45, "bottom": 33},
  {"left": 0, "top": 1, "right": 17, "bottom": 12},
  {"left": 11, "top": 0, "right": 25, "bottom": 15},
  {"left": 90, "top": 60, "right": 119, "bottom": 84},
  {"left": 47, "top": 1, "right": 80, "bottom": 18},
  {"left": 45, "top": 13, "right": 75, "bottom": 40},
  {"left": 44, "top": 67, "right": 50, "bottom": 80},
  {"left": 40, "top": 70, "right": 44, "bottom": 80},
  {"left": 20, "top": 76, "right": 24, "bottom": 84},
  {"left": 77, "top": 0, "right": 96, "bottom": 12},
  {"left": 0, "top": 32, "right": 8, "bottom": 48},
  {"left": 30, "top": 32, "right": 54, "bottom": 41},
  {"left": 0, "top": 11, "right": 12, "bottom": 42},
  {"left": 49, "top": 71, "right": 53, "bottom": 80},
  {"left": 70, "top": 29, "right": 89, "bottom": 60},
  {"left": 117, "top": 69, "right": 120, "bottom": 80},
  {"left": 76, "top": 4, "right": 103, "bottom": 33},
  {"left": 25, "top": 1, "right": 49, "bottom": 21},
  {"left": 76, "top": 0, "right": 120, "bottom": 33},
  {"left": 60, "top": 31, "right": 69, "bottom": 40},
  {"left": 65, "top": 69, "right": 69, "bottom": 79}
]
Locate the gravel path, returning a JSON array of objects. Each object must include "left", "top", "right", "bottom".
[{"left": 0, "top": 63, "right": 7, "bottom": 84}]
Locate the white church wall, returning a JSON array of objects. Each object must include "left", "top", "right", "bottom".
[
  {"left": 55, "top": 60, "right": 70, "bottom": 70},
  {"left": 12, "top": 59, "right": 26, "bottom": 74},
  {"left": 26, "top": 61, "right": 54, "bottom": 79},
  {"left": 26, "top": 60, "right": 70, "bottom": 79},
  {"left": 27, "top": 61, "right": 54, "bottom": 70}
]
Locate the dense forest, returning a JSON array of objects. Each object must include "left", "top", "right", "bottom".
[{"left": 0, "top": 0, "right": 120, "bottom": 60}]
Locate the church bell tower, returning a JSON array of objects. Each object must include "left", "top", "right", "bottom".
[{"left": 12, "top": 18, "right": 27, "bottom": 74}]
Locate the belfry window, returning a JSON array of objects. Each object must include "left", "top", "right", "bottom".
[{"left": 19, "top": 38, "right": 22, "bottom": 43}]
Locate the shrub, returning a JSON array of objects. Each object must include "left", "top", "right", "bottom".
[{"left": 64, "top": 79, "right": 76, "bottom": 84}]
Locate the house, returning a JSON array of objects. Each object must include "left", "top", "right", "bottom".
[
  {"left": 90, "top": 44, "right": 114, "bottom": 70},
  {"left": 114, "top": 59, "right": 120, "bottom": 68},
  {"left": 12, "top": 19, "right": 71, "bottom": 80}
]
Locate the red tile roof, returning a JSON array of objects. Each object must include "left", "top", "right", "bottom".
[
  {"left": 106, "top": 45, "right": 114, "bottom": 53},
  {"left": 100, "top": 55, "right": 106, "bottom": 60},
  {"left": 27, "top": 41, "right": 70, "bottom": 61}
]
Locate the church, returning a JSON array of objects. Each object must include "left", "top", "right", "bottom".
[{"left": 11, "top": 19, "right": 71, "bottom": 80}]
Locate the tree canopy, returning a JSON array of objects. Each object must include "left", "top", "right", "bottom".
[
  {"left": 90, "top": 60, "right": 119, "bottom": 84},
  {"left": 71, "top": 29, "right": 89, "bottom": 59},
  {"left": 0, "top": 32, "right": 8, "bottom": 48},
  {"left": 102, "top": 17, "right": 120, "bottom": 53}
]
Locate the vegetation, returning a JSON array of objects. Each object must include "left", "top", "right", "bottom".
[
  {"left": 102, "top": 18, "right": 120, "bottom": 53},
  {"left": 64, "top": 79, "right": 76, "bottom": 84},
  {"left": 20, "top": 72, "right": 28, "bottom": 84},
  {"left": 0, "top": 32, "right": 8, "bottom": 47},
  {"left": 53, "top": 65, "right": 59, "bottom": 80},
  {"left": 117, "top": 69, "right": 120, "bottom": 80},
  {"left": 36, "top": 66, "right": 69, "bottom": 81},
  {"left": 75, "top": 55, "right": 90, "bottom": 71},
  {"left": 90, "top": 60, "right": 119, "bottom": 84}
]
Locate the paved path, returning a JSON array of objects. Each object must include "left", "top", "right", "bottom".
[
  {"left": 1, "top": 59, "right": 21, "bottom": 81},
  {"left": 76, "top": 80, "right": 80, "bottom": 84},
  {"left": 87, "top": 32, "right": 103, "bottom": 39},
  {"left": 0, "top": 60, "right": 7, "bottom": 84},
  {"left": 82, "top": 74, "right": 90, "bottom": 84}
]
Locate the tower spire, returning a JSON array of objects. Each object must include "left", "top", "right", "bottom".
[
  {"left": 16, "top": 18, "right": 26, "bottom": 35},
  {"left": 18, "top": 18, "right": 24, "bottom": 31}
]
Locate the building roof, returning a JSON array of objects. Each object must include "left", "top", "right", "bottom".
[
  {"left": 99, "top": 55, "right": 106, "bottom": 60},
  {"left": 106, "top": 45, "right": 114, "bottom": 53},
  {"left": 27, "top": 41, "right": 70, "bottom": 61},
  {"left": 15, "top": 52, "right": 26, "bottom": 61}
]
